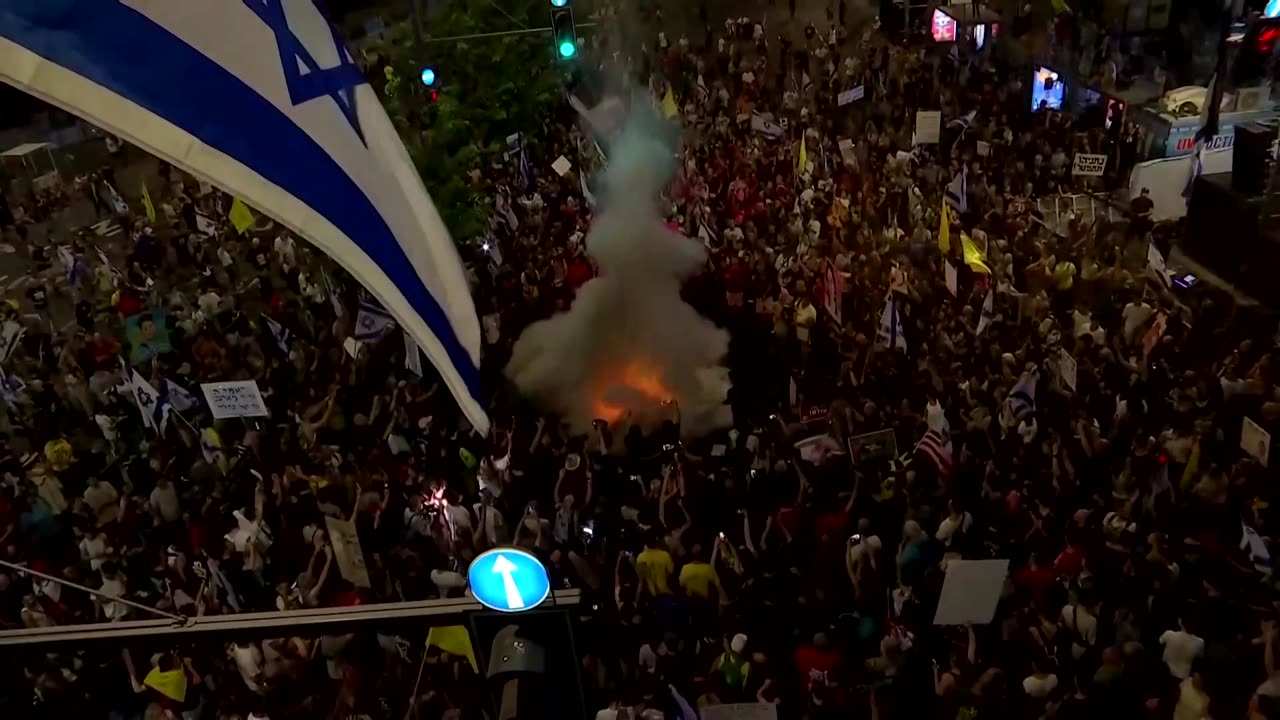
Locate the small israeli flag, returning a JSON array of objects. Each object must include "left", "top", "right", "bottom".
[
  {"left": 264, "top": 316, "right": 290, "bottom": 354},
  {"left": 944, "top": 169, "right": 968, "bottom": 214},
  {"left": 354, "top": 300, "right": 395, "bottom": 342},
  {"left": 877, "top": 298, "right": 907, "bottom": 351},
  {"left": 165, "top": 377, "right": 199, "bottom": 414}
]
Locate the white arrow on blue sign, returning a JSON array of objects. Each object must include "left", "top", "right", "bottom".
[{"left": 468, "top": 547, "right": 551, "bottom": 613}]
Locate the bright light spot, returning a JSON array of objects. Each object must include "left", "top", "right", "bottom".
[
  {"left": 558, "top": 40, "right": 577, "bottom": 58},
  {"left": 420, "top": 68, "right": 436, "bottom": 86},
  {"left": 551, "top": 0, "right": 568, "bottom": 6},
  {"left": 482, "top": 242, "right": 491, "bottom": 251}
]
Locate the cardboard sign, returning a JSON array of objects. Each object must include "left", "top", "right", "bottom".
[
  {"left": 551, "top": 155, "right": 572, "bottom": 177},
  {"left": 1072, "top": 153, "right": 1108, "bottom": 176},
  {"left": 325, "top": 516, "right": 372, "bottom": 588},
  {"left": 914, "top": 111, "right": 942, "bottom": 144},
  {"left": 838, "top": 138, "right": 856, "bottom": 166},
  {"left": 1242, "top": 417, "right": 1271, "bottom": 467},
  {"left": 944, "top": 262, "right": 958, "bottom": 297},
  {"left": 847, "top": 428, "right": 897, "bottom": 462},
  {"left": 837, "top": 85, "right": 865, "bottom": 106},
  {"left": 976, "top": 140, "right": 990, "bottom": 156},
  {"left": 200, "top": 380, "right": 269, "bottom": 419},
  {"left": 1057, "top": 349, "right": 1077, "bottom": 390},
  {"left": 934, "top": 559, "right": 1009, "bottom": 625}
]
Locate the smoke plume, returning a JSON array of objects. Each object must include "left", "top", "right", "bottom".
[{"left": 505, "top": 114, "right": 731, "bottom": 437}]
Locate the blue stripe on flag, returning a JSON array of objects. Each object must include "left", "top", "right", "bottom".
[{"left": 0, "top": 1, "right": 482, "bottom": 406}]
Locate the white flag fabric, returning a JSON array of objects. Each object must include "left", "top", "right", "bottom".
[
  {"left": 354, "top": 300, "right": 395, "bottom": 342},
  {"left": 976, "top": 289, "right": 994, "bottom": 335},
  {"left": 404, "top": 330, "right": 423, "bottom": 376},
  {"left": 877, "top": 298, "right": 907, "bottom": 351},
  {"left": 264, "top": 316, "right": 290, "bottom": 354},
  {"left": 165, "top": 377, "right": 199, "bottom": 414},
  {"left": 944, "top": 169, "right": 968, "bottom": 214},
  {"left": 130, "top": 370, "right": 163, "bottom": 433},
  {"left": 0, "top": 1, "right": 488, "bottom": 433}
]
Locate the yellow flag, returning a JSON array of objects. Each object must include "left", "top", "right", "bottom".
[
  {"left": 798, "top": 136, "right": 808, "bottom": 174},
  {"left": 961, "top": 233, "right": 990, "bottom": 274},
  {"left": 141, "top": 181, "right": 156, "bottom": 224},
  {"left": 938, "top": 203, "right": 950, "bottom": 254},
  {"left": 143, "top": 667, "right": 187, "bottom": 703},
  {"left": 661, "top": 88, "right": 679, "bottom": 119},
  {"left": 427, "top": 625, "right": 478, "bottom": 672},
  {"left": 228, "top": 197, "right": 254, "bottom": 234}
]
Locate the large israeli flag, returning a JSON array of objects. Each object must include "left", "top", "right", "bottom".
[{"left": 0, "top": 1, "right": 488, "bottom": 433}]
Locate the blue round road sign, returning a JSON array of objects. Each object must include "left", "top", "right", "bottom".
[{"left": 468, "top": 547, "right": 551, "bottom": 613}]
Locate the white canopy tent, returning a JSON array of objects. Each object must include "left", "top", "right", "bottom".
[{"left": 0, "top": 142, "right": 59, "bottom": 192}]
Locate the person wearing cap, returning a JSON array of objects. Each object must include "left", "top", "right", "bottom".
[{"left": 712, "top": 633, "right": 752, "bottom": 699}]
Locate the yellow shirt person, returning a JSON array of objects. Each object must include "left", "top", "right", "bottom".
[
  {"left": 635, "top": 541, "right": 674, "bottom": 597},
  {"left": 679, "top": 561, "right": 719, "bottom": 599}
]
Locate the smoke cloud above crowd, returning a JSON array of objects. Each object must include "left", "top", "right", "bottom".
[{"left": 505, "top": 109, "right": 732, "bottom": 437}]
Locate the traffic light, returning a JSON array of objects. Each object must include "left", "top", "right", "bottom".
[
  {"left": 550, "top": 5, "right": 577, "bottom": 59},
  {"left": 420, "top": 67, "right": 436, "bottom": 87}
]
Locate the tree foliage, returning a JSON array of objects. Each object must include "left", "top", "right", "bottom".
[{"left": 378, "top": 0, "right": 568, "bottom": 241}]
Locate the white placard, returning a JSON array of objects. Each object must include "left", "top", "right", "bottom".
[
  {"left": 1072, "top": 153, "right": 1108, "bottom": 176},
  {"left": 1057, "top": 349, "right": 1077, "bottom": 390},
  {"left": 837, "top": 85, "right": 865, "bottom": 106},
  {"left": 976, "top": 140, "right": 990, "bottom": 156},
  {"left": 200, "top": 380, "right": 268, "bottom": 419},
  {"left": 944, "top": 262, "right": 957, "bottom": 297},
  {"left": 1242, "top": 417, "right": 1271, "bottom": 467},
  {"left": 701, "top": 703, "right": 778, "bottom": 720},
  {"left": 914, "top": 111, "right": 942, "bottom": 144},
  {"left": 838, "top": 138, "right": 856, "bottom": 166},
  {"left": 551, "top": 155, "right": 572, "bottom": 177},
  {"left": 325, "top": 516, "right": 372, "bottom": 588},
  {"left": 934, "top": 559, "right": 1009, "bottom": 625}
]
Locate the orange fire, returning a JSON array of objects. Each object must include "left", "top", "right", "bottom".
[{"left": 593, "top": 361, "right": 673, "bottom": 424}]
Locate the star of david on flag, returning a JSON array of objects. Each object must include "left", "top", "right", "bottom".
[
  {"left": 0, "top": 0, "right": 490, "bottom": 433},
  {"left": 242, "top": 0, "right": 368, "bottom": 143},
  {"left": 354, "top": 300, "right": 395, "bottom": 342}
]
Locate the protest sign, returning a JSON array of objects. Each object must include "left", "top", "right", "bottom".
[
  {"left": 944, "top": 262, "right": 957, "bottom": 297},
  {"left": 551, "top": 155, "right": 572, "bottom": 177},
  {"left": 228, "top": 198, "right": 254, "bottom": 234},
  {"left": 822, "top": 260, "right": 843, "bottom": 323},
  {"left": 1242, "top": 417, "right": 1271, "bottom": 467},
  {"left": 325, "top": 516, "right": 372, "bottom": 588},
  {"left": 1072, "top": 153, "right": 1108, "bottom": 176},
  {"left": 934, "top": 559, "right": 1009, "bottom": 625},
  {"left": 200, "top": 380, "right": 269, "bottom": 419},
  {"left": 838, "top": 138, "right": 856, "bottom": 167},
  {"left": 702, "top": 704, "right": 778, "bottom": 720},
  {"left": 124, "top": 309, "right": 172, "bottom": 364},
  {"left": 976, "top": 140, "right": 990, "bottom": 156},
  {"left": 1057, "top": 349, "right": 1078, "bottom": 391},
  {"left": 847, "top": 428, "right": 897, "bottom": 462},
  {"left": 837, "top": 85, "right": 865, "bottom": 106},
  {"left": 914, "top": 111, "right": 941, "bottom": 144}
]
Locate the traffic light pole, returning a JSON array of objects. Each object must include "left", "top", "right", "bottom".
[{"left": 423, "top": 22, "right": 595, "bottom": 44}]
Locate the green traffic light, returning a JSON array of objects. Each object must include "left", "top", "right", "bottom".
[{"left": 558, "top": 40, "right": 576, "bottom": 57}]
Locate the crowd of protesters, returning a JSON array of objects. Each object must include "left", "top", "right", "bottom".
[{"left": 0, "top": 7, "right": 1277, "bottom": 720}]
